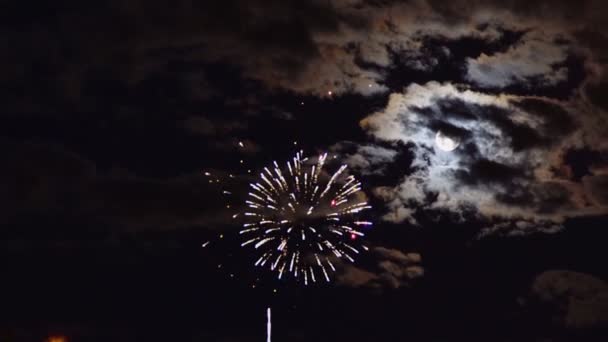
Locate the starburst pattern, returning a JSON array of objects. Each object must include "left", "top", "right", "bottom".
[{"left": 239, "top": 151, "right": 372, "bottom": 284}]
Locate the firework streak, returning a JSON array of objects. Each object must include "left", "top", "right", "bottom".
[{"left": 239, "top": 151, "right": 372, "bottom": 284}]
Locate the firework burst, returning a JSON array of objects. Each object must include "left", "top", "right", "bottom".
[{"left": 239, "top": 151, "right": 372, "bottom": 284}]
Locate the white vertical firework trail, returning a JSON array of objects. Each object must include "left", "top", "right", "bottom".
[{"left": 267, "top": 307, "right": 271, "bottom": 342}]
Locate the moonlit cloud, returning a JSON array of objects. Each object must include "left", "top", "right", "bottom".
[
  {"left": 466, "top": 31, "right": 570, "bottom": 88},
  {"left": 334, "top": 143, "right": 398, "bottom": 175},
  {"left": 355, "top": 82, "right": 608, "bottom": 233}
]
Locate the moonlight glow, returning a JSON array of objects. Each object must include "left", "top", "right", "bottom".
[
  {"left": 239, "top": 151, "right": 372, "bottom": 284},
  {"left": 435, "top": 130, "right": 460, "bottom": 152}
]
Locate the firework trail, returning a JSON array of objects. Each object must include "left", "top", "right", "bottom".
[
  {"left": 239, "top": 151, "right": 372, "bottom": 284},
  {"left": 267, "top": 307, "right": 271, "bottom": 342}
]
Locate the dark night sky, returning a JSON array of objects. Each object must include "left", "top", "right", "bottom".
[{"left": 1, "top": 1, "right": 608, "bottom": 341}]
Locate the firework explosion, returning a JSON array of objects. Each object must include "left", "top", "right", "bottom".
[{"left": 239, "top": 151, "right": 372, "bottom": 284}]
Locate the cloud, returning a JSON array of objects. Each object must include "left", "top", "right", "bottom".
[
  {"left": 337, "top": 247, "right": 423, "bottom": 289},
  {"left": 332, "top": 142, "right": 398, "bottom": 175},
  {"left": 2, "top": 1, "right": 607, "bottom": 238},
  {"left": 357, "top": 82, "right": 608, "bottom": 232},
  {"left": 4, "top": 0, "right": 604, "bottom": 112},
  {"left": 181, "top": 117, "right": 223, "bottom": 136},
  {"left": 583, "top": 174, "right": 608, "bottom": 206},
  {"left": 86, "top": 173, "right": 234, "bottom": 230},
  {"left": 0, "top": 140, "right": 230, "bottom": 230},
  {"left": 0, "top": 139, "right": 96, "bottom": 217},
  {"left": 231, "top": 0, "right": 599, "bottom": 96},
  {"left": 466, "top": 30, "right": 570, "bottom": 88},
  {"left": 528, "top": 270, "right": 608, "bottom": 329},
  {"left": 338, "top": 265, "right": 379, "bottom": 288}
]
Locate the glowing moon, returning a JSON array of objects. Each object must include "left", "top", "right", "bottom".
[{"left": 435, "top": 130, "right": 460, "bottom": 151}]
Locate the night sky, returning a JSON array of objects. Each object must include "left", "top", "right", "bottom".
[{"left": 2, "top": 1, "right": 608, "bottom": 341}]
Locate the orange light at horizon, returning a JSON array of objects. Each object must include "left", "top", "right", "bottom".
[{"left": 47, "top": 336, "right": 67, "bottom": 342}]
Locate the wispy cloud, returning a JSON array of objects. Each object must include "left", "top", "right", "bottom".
[{"left": 352, "top": 82, "right": 608, "bottom": 233}]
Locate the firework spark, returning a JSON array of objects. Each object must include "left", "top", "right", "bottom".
[{"left": 239, "top": 151, "right": 372, "bottom": 284}]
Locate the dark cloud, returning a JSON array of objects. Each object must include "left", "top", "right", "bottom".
[
  {"left": 527, "top": 270, "right": 608, "bottom": 329},
  {"left": 0, "top": 139, "right": 96, "bottom": 217},
  {"left": 583, "top": 174, "right": 608, "bottom": 206},
  {"left": 5, "top": 0, "right": 605, "bottom": 113},
  {"left": 586, "top": 80, "right": 608, "bottom": 112},
  {"left": 0, "top": 140, "right": 228, "bottom": 230},
  {"left": 337, "top": 247, "right": 423, "bottom": 289},
  {"left": 436, "top": 98, "right": 479, "bottom": 121},
  {"left": 455, "top": 159, "right": 525, "bottom": 186},
  {"left": 513, "top": 98, "right": 575, "bottom": 138},
  {"left": 0, "top": 0, "right": 362, "bottom": 113},
  {"left": 562, "top": 148, "right": 606, "bottom": 182},
  {"left": 181, "top": 116, "right": 221, "bottom": 136},
  {"left": 86, "top": 174, "right": 231, "bottom": 229}
]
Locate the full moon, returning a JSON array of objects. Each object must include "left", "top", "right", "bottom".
[{"left": 435, "top": 130, "right": 460, "bottom": 152}]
